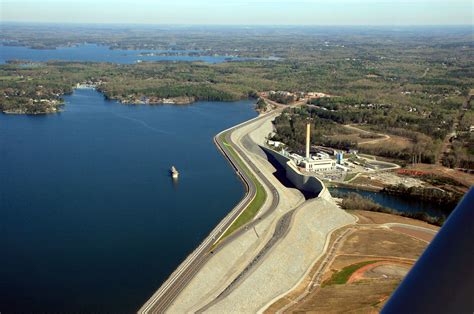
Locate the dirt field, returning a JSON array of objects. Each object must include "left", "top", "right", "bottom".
[
  {"left": 350, "top": 171, "right": 425, "bottom": 189},
  {"left": 359, "top": 134, "right": 412, "bottom": 150},
  {"left": 289, "top": 280, "right": 401, "bottom": 313},
  {"left": 336, "top": 229, "right": 428, "bottom": 260},
  {"left": 265, "top": 210, "right": 439, "bottom": 313},
  {"left": 353, "top": 210, "right": 439, "bottom": 231},
  {"left": 349, "top": 174, "right": 386, "bottom": 188},
  {"left": 390, "top": 226, "right": 435, "bottom": 242},
  {"left": 329, "top": 125, "right": 472, "bottom": 193},
  {"left": 327, "top": 132, "right": 412, "bottom": 152},
  {"left": 340, "top": 124, "right": 413, "bottom": 149},
  {"left": 348, "top": 262, "right": 410, "bottom": 284},
  {"left": 405, "top": 163, "right": 474, "bottom": 191}
]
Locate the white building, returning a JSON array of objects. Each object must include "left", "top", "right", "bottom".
[
  {"left": 289, "top": 153, "right": 305, "bottom": 164},
  {"left": 267, "top": 140, "right": 283, "bottom": 148},
  {"left": 301, "top": 158, "right": 336, "bottom": 172},
  {"left": 336, "top": 164, "right": 350, "bottom": 172}
]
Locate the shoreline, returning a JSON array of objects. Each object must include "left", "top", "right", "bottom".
[
  {"left": 138, "top": 107, "right": 275, "bottom": 313},
  {"left": 163, "top": 110, "right": 354, "bottom": 313},
  {"left": 2, "top": 84, "right": 257, "bottom": 114},
  {"left": 330, "top": 182, "right": 458, "bottom": 211},
  {"left": 327, "top": 181, "right": 382, "bottom": 192},
  {"left": 143, "top": 107, "right": 356, "bottom": 313}
]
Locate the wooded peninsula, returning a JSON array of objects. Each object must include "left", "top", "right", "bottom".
[{"left": 1, "top": 25, "right": 472, "bottom": 170}]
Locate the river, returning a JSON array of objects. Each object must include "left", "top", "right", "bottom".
[
  {"left": 329, "top": 187, "right": 447, "bottom": 218},
  {"left": 0, "top": 88, "right": 257, "bottom": 313}
]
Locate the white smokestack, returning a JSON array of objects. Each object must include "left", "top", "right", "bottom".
[{"left": 306, "top": 123, "right": 310, "bottom": 160}]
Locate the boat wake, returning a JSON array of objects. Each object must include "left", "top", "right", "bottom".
[{"left": 112, "top": 113, "right": 172, "bottom": 135}]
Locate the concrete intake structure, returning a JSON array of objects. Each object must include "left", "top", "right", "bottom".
[{"left": 261, "top": 146, "right": 326, "bottom": 196}]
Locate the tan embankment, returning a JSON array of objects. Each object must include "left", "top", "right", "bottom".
[
  {"left": 167, "top": 111, "right": 354, "bottom": 313},
  {"left": 205, "top": 197, "right": 355, "bottom": 313},
  {"left": 167, "top": 112, "right": 304, "bottom": 312}
]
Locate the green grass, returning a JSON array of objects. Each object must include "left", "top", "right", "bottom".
[
  {"left": 322, "top": 260, "right": 380, "bottom": 287},
  {"left": 216, "top": 133, "right": 267, "bottom": 243},
  {"left": 0, "top": 76, "right": 22, "bottom": 81},
  {"left": 343, "top": 172, "right": 358, "bottom": 182}
]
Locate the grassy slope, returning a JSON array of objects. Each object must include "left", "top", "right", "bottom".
[
  {"left": 218, "top": 133, "right": 267, "bottom": 242},
  {"left": 322, "top": 260, "right": 380, "bottom": 286}
]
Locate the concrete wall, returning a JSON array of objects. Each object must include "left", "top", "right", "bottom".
[{"left": 261, "top": 146, "right": 325, "bottom": 196}]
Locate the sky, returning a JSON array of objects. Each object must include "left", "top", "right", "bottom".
[{"left": 1, "top": 0, "right": 473, "bottom": 25}]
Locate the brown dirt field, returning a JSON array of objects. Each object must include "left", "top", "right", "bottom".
[
  {"left": 328, "top": 255, "right": 416, "bottom": 274},
  {"left": 283, "top": 228, "right": 425, "bottom": 313},
  {"left": 406, "top": 163, "right": 474, "bottom": 188},
  {"left": 350, "top": 176, "right": 386, "bottom": 188},
  {"left": 341, "top": 124, "right": 412, "bottom": 149},
  {"left": 327, "top": 132, "right": 411, "bottom": 149},
  {"left": 266, "top": 211, "right": 437, "bottom": 313},
  {"left": 360, "top": 264, "right": 410, "bottom": 281},
  {"left": 339, "top": 228, "right": 427, "bottom": 260},
  {"left": 289, "top": 280, "right": 401, "bottom": 313},
  {"left": 328, "top": 133, "right": 365, "bottom": 143},
  {"left": 359, "top": 134, "right": 412, "bottom": 149},
  {"left": 347, "top": 261, "right": 411, "bottom": 284},
  {"left": 327, "top": 133, "right": 390, "bottom": 146},
  {"left": 353, "top": 210, "right": 440, "bottom": 231},
  {"left": 390, "top": 226, "right": 435, "bottom": 242}
]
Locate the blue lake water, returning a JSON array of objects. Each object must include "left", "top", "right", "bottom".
[
  {"left": 0, "top": 88, "right": 257, "bottom": 313},
  {"left": 0, "top": 43, "right": 243, "bottom": 64},
  {"left": 329, "top": 187, "right": 447, "bottom": 218}
]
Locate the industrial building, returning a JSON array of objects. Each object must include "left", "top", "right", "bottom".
[
  {"left": 301, "top": 158, "right": 336, "bottom": 172},
  {"left": 267, "top": 123, "right": 352, "bottom": 174},
  {"left": 297, "top": 123, "right": 336, "bottom": 172}
]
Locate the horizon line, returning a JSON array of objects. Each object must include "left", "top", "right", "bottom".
[{"left": 2, "top": 21, "right": 473, "bottom": 27}]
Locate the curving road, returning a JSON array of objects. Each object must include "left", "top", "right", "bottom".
[
  {"left": 343, "top": 124, "right": 391, "bottom": 145},
  {"left": 138, "top": 109, "right": 283, "bottom": 313}
]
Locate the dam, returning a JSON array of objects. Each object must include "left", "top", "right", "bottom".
[
  {"left": 156, "top": 109, "right": 354, "bottom": 313},
  {"left": 261, "top": 145, "right": 326, "bottom": 197}
]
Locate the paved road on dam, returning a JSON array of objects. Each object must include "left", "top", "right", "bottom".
[{"left": 138, "top": 109, "right": 283, "bottom": 313}]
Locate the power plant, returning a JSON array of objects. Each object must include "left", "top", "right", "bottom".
[
  {"left": 267, "top": 122, "right": 352, "bottom": 173},
  {"left": 299, "top": 123, "right": 336, "bottom": 172}
]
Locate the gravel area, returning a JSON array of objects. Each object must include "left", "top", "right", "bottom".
[
  {"left": 205, "top": 197, "right": 355, "bottom": 313},
  {"left": 201, "top": 207, "right": 297, "bottom": 310},
  {"left": 365, "top": 171, "right": 424, "bottom": 187},
  {"left": 166, "top": 112, "right": 305, "bottom": 313}
]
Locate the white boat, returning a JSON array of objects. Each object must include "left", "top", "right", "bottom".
[{"left": 171, "top": 166, "right": 179, "bottom": 178}]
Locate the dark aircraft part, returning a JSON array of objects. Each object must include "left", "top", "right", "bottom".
[{"left": 382, "top": 188, "right": 474, "bottom": 313}]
